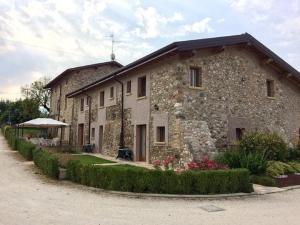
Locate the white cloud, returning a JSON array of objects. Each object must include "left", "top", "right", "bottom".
[
  {"left": 133, "top": 6, "right": 184, "bottom": 39},
  {"left": 182, "top": 17, "right": 214, "bottom": 34},
  {"left": 228, "top": 0, "right": 274, "bottom": 12},
  {"left": 275, "top": 16, "right": 300, "bottom": 38},
  {"left": 217, "top": 18, "right": 225, "bottom": 23}
]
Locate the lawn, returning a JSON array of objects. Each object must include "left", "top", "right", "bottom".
[
  {"left": 44, "top": 148, "right": 115, "bottom": 168},
  {"left": 72, "top": 155, "right": 115, "bottom": 165}
]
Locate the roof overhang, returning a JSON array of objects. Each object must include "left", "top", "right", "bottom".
[
  {"left": 44, "top": 61, "right": 123, "bottom": 89},
  {"left": 66, "top": 33, "right": 300, "bottom": 98}
]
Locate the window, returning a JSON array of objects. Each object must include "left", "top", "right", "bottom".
[
  {"left": 156, "top": 126, "right": 166, "bottom": 142},
  {"left": 57, "top": 99, "right": 60, "bottom": 112},
  {"left": 64, "top": 96, "right": 67, "bottom": 109},
  {"left": 236, "top": 128, "right": 245, "bottom": 141},
  {"left": 91, "top": 128, "right": 95, "bottom": 138},
  {"left": 189, "top": 67, "right": 202, "bottom": 88},
  {"left": 110, "top": 86, "right": 114, "bottom": 98},
  {"left": 99, "top": 91, "right": 105, "bottom": 107},
  {"left": 137, "top": 76, "right": 146, "bottom": 97},
  {"left": 86, "top": 96, "right": 89, "bottom": 105},
  {"left": 126, "top": 80, "right": 131, "bottom": 94},
  {"left": 266, "top": 79, "right": 275, "bottom": 97},
  {"left": 80, "top": 98, "right": 84, "bottom": 111}
]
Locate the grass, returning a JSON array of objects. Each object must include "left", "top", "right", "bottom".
[
  {"left": 43, "top": 148, "right": 115, "bottom": 168},
  {"left": 72, "top": 155, "right": 115, "bottom": 165}
]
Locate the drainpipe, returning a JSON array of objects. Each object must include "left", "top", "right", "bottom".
[
  {"left": 114, "top": 77, "right": 125, "bottom": 149},
  {"left": 83, "top": 93, "right": 92, "bottom": 144},
  {"left": 57, "top": 85, "right": 62, "bottom": 121}
]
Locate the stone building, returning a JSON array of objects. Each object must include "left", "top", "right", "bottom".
[
  {"left": 44, "top": 61, "right": 122, "bottom": 143},
  {"left": 53, "top": 33, "right": 299, "bottom": 164}
]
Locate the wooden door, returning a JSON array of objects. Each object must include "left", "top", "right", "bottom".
[
  {"left": 136, "top": 125, "right": 146, "bottom": 161},
  {"left": 78, "top": 124, "right": 84, "bottom": 146},
  {"left": 98, "top": 125, "right": 104, "bottom": 153}
]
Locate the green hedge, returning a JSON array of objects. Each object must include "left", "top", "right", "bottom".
[
  {"left": 66, "top": 161, "right": 253, "bottom": 194},
  {"left": 32, "top": 148, "right": 59, "bottom": 179},
  {"left": 2, "top": 126, "right": 18, "bottom": 150},
  {"left": 17, "top": 140, "right": 35, "bottom": 160},
  {"left": 250, "top": 175, "right": 276, "bottom": 187}
]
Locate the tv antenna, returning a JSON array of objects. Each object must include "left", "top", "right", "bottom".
[{"left": 107, "top": 33, "right": 123, "bottom": 61}]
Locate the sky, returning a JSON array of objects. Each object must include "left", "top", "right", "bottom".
[{"left": 0, "top": 0, "right": 300, "bottom": 100}]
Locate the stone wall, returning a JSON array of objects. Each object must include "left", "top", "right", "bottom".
[
  {"left": 49, "top": 64, "right": 120, "bottom": 142},
  {"left": 68, "top": 45, "right": 300, "bottom": 165},
  {"left": 149, "top": 46, "right": 300, "bottom": 165}
]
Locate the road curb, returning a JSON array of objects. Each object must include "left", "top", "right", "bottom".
[{"left": 73, "top": 183, "right": 300, "bottom": 200}]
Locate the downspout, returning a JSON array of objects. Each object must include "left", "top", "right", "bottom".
[
  {"left": 83, "top": 93, "right": 92, "bottom": 144},
  {"left": 58, "top": 85, "right": 62, "bottom": 121},
  {"left": 114, "top": 76, "right": 125, "bottom": 149}
]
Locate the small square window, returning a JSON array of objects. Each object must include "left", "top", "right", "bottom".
[
  {"left": 110, "top": 86, "right": 114, "bottom": 98},
  {"left": 190, "top": 67, "right": 202, "bottom": 88},
  {"left": 156, "top": 126, "right": 165, "bottom": 142},
  {"left": 138, "top": 76, "right": 146, "bottom": 97},
  {"left": 266, "top": 79, "right": 275, "bottom": 97},
  {"left": 91, "top": 128, "right": 95, "bottom": 138},
  {"left": 99, "top": 91, "right": 105, "bottom": 107},
  {"left": 126, "top": 80, "right": 131, "bottom": 94},
  {"left": 80, "top": 98, "right": 84, "bottom": 111}
]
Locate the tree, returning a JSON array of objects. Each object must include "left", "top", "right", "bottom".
[
  {"left": 0, "top": 99, "right": 40, "bottom": 125},
  {"left": 21, "top": 77, "right": 51, "bottom": 113}
]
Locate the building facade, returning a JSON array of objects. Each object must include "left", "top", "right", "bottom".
[
  {"left": 45, "top": 61, "right": 122, "bottom": 143},
  {"left": 49, "top": 33, "right": 300, "bottom": 165}
]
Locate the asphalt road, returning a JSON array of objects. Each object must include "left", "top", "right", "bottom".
[{"left": 0, "top": 134, "right": 300, "bottom": 225}]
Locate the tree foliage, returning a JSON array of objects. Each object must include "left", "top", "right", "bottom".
[
  {"left": 21, "top": 77, "right": 51, "bottom": 112},
  {"left": 0, "top": 98, "right": 40, "bottom": 125}
]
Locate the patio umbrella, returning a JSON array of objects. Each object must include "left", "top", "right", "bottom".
[
  {"left": 18, "top": 118, "right": 69, "bottom": 128},
  {"left": 18, "top": 118, "right": 69, "bottom": 147}
]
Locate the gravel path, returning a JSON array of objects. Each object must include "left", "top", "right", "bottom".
[{"left": 1, "top": 134, "right": 300, "bottom": 225}]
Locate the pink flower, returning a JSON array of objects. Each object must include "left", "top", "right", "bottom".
[{"left": 152, "top": 160, "right": 161, "bottom": 167}]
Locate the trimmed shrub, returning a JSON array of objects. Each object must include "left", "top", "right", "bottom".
[
  {"left": 239, "top": 131, "right": 288, "bottom": 161},
  {"left": 266, "top": 161, "right": 298, "bottom": 177},
  {"left": 32, "top": 148, "right": 59, "bottom": 178},
  {"left": 250, "top": 175, "right": 276, "bottom": 187},
  {"left": 17, "top": 140, "right": 35, "bottom": 160},
  {"left": 2, "top": 126, "right": 18, "bottom": 150},
  {"left": 66, "top": 160, "right": 253, "bottom": 194}
]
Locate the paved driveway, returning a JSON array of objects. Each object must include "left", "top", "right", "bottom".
[{"left": 0, "top": 134, "right": 300, "bottom": 225}]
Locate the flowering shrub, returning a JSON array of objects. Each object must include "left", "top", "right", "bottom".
[
  {"left": 152, "top": 160, "right": 161, "bottom": 170},
  {"left": 187, "top": 159, "right": 228, "bottom": 170},
  {"left": 152, "top": 155, "right": 177, "bottom": 170}
]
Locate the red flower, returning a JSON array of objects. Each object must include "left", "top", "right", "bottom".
[{"left": 152, "top": 160, "right": 161, "bottom": 167}]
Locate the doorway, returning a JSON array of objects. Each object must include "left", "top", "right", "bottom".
[
  {"left": 78, "top": 124, "right": 84, "bottom": 146},
  {"left": 136, "top": 124, "right": 146, "bottom": 161},
  {"left": 98, "top": 125, "right": 104, "bottom": 153}
]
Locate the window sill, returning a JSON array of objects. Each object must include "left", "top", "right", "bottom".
[
  {"left": 108, "top": 97, "right": 114, "bottom": 100},
  {"left": 126, "top": 92, "right": 132, "bottom": 96},
  {"left": 137, "top": 96, "right": 147, "bottom": 100},
  {"left": 154, "top": 142, "right": 166, "bottom": 146},
  {"left": 189, "top": 86, "right": 204, "bottom": 90},
  {"left": 267, "top": 96, "right": 275, "bottom": 100},
  {"left": 99, "top": 106, "right": 104, "bottom": 109}
]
